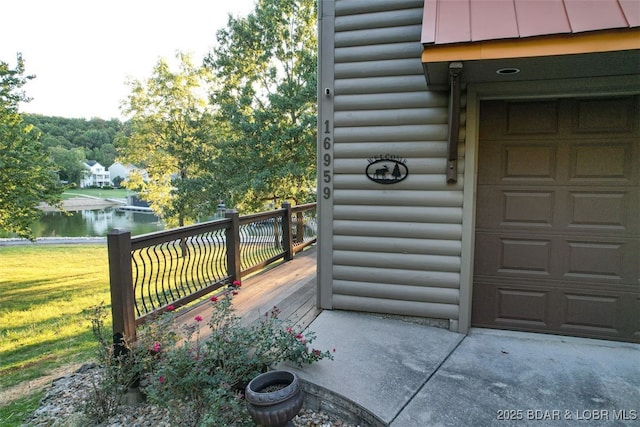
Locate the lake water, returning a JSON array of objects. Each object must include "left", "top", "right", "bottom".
[{"left": 32, "top": 207, "right": 164, "bottom": 237}]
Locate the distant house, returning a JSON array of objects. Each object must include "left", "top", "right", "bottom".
[
  {"left": 108, "top": 162, "right": 149, "bottom": 184},
  {"left": 81, "top": 161, "right": 111, "bottom": 188}
]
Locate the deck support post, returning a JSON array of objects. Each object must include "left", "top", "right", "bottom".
[
  {"left": 226, "top": 210, "right": 241, "bottom": 283},
  {"left": 107, "top": 228, "right": 136, "bottom": 343},
  {"left": 282, "top": 202, "right": 294, "bottom": 261}
]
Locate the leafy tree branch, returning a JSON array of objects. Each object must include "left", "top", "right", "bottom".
[{"left": 0, "top": 54, "right": 63, "bottom": 239}]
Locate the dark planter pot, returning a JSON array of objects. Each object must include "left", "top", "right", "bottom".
[{"left": 245, "top": 370, "right": 303, "bottom": 427}]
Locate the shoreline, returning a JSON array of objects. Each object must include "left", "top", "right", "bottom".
[
  {"left": 0, "top": 236, "right": 108, "bottom": 246},
  {"left": 1, "top": 198, "right": 124, "bottom": 245},
  {"left": 38, "top": 197, "right": 124, "bottom": 212}
]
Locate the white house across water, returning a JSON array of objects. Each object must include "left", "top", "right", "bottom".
[
  {"left": 81, "top": 161, "right": 111, "bottom": 188},
  {"left": 316, "top": 0, "right": 639, "bottom": 342}
]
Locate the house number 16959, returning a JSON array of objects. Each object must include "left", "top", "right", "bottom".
[{"left": 322, "top": 119, "right": 332, "bottom": 199}]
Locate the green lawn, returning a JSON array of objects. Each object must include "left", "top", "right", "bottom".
[
  {"left": 0, "top": 244, "right": 111, "bottom": 425},
  {"left": 0, "top": 240, "right": 278, "bottom": 425},
  {"left": 62, "top": 188, "right": 134, "bottom": 200}
]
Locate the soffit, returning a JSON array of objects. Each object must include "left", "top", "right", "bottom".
[{"left": 421, "top": 0, "right": 640, "bottom": 88}]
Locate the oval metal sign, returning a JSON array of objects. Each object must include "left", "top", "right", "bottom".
[{"left": 365, "top": 159, "right": 409, "bottom": 184}]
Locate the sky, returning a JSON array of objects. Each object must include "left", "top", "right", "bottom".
[{"left": 1, "top": 0, "right": 257, "bottom": 120}]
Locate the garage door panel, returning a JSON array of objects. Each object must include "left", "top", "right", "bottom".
[
  {"left": 474, "top": 234, "right": 554, "bottom": 277},
  {"left": 476, "top": 187, "right": 557, "bottom": 228},
  {"left": 478, "top": 143, "right": 559, "bottom": 184},
  {"left": 561, "top": 293, "right": 619, "bottom": 332},
  {"left": 561, "top": 237, "right": 639, "bottom": 283},
  {"left": 472, "top": 280, "right": 636, "bottom": 340},
  {"left": 573, "top": 97, "right": 637, "bottom": 134},
  {"left": 477, "top": 100, "right": 562, "bottom": 138},
  {"left": 564, "top": 187, "right": 638, "bottom": 233},
  {"left": 478, "top": 186, "right": 637, "bottom": 232},
  {"left": 559, "top": 289, "right": 639, "bottom": 340},
  {"left": 474, "top": 97, "right": 639, "bottom": 342},
  {"left": 496, "top": 288, "right": 548, "bottom": 325},
  {"left": 505, "top": 145, "right": 557, "bottom": 179},
  {"left": 570, "top": 142, "right": 632, "bottom": 181},
  {"left": 568, "top": 191, "right": 626, "bottom": 228},
  {"left": 507, "top": 100, "right": 559, "bottom": 134},
  {"left": 503, "top": 191, "right": 555, "bottom": 225},
  {"left": 476, "top": 233, "right": 637, "bottom": 284},
  {"left": 471, "top": 280, "right": 551, "bottom": 328},
  {"left": 499, "top": 238, "right": 552, "bottom": 275},
  {"left": 565, "top": 241, "right": 624, "bottom": 280}
]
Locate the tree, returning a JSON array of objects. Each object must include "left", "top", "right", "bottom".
[
  {"left": 117, "top": 53, "right": 218, "bottom": 227},
  {"left": 0, "top": 54, "right": 63, "bottom": 239},
  {"left": 89, "top": 142, "right": 116, "bottom": 168},
  {"left": 48, "top": 145, "right": 86, "bottom": 185},
  {"left": 392, "top": 163, "right": 401, "bottom": 180},
  {"left": 204, "top": 0, "right": 317, "bottom": 212}
]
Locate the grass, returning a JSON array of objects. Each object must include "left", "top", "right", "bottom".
[
  {"left": 0, "top": 244, "right": 111, "bottom": 425},
  {"left": 0, "top": 238, "right": 287, "bottom": 425},
  {"left": 1, "top": 392, "right": 44, "bottom": 427},
  {"left": 62, "top": 188, "right": 133, "bottom": 200}
]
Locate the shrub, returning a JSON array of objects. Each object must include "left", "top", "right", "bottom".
[
  {"left": 84, "top": 305, "right": 144, "bottom": 422},
  {"left": 86, "top": 281, "right": 332, "bottom": 426},
  {"left": 112, "top": 176, "right": 124, "bottom": 188}
]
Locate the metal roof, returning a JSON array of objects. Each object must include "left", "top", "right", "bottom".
[{"left": 422, "top": 0, "right": 640, "bottom": 46}]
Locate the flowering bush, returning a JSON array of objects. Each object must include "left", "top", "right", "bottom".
[
  {"left": 89, "top": 280, "right": 332, "bottom": 426},
  {"left": 84, "top": 305, "right": 144, "bottom": 422}
]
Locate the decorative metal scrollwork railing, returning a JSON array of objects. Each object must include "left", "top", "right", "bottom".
[
  {"left": 130, "top": 226, "right": 229, "bottom": 318},
  {"left": 108, "top": 202, "right": 317, "bottom": 341}
]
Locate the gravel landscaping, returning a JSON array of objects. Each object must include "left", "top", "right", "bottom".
[{"left": 23, "top": 364, "right": 359, "bottom": 427}]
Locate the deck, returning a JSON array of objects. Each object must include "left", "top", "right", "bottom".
[{"left": 174, "top": 245, "right": 320, "bottom": 337}]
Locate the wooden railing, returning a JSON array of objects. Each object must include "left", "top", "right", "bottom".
[{"left": 107, "top": 202, "right": 317, "bottom": 341}]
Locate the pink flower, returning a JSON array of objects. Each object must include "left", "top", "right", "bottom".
[
  {"left": 232, "top": 290, "right": 239, "bottom": 296},
  {"left": 152, "top": 342, "right": 161, "bottom": 352},
  {"left": 166, "top": 305, "right": 175, "bottom": 312},
  {"left": 210, "top": 295, "right": 218, "bottom": 302},
  {"left": 233, "top": 280, "right": 242, "bottom": 287},
  {"left": 194, "top": 315, "right": 203, "bottom": 322},
  {"left": 159, "top": 376, "right": 165, "bottom": 384},
  {"left": 333, "top": 348, "right": 336, "bottom": 353},
  {"left": 286, "top": 327, "right": 293, "bottom": 334},
  {"left": 313, "top": 349, "right": 321, "bottom": 356},
  {"left": 296, "top": 333, "right": 303, "bottom": 340}
]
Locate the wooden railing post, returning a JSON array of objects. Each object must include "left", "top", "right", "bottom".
[
  {"left": 107, "top": 229, "right": 136, "bottom": 343},
  {"left": 225, "top": 210, "right": 241, "bottom": 282},
  {"left": 296, "top": 211, "right": 304, "bottom": 244},
  {"left": 281, "top": 202, "right": 294, "bottom": 261}
]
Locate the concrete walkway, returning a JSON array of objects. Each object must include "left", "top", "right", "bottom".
[{"left": 284, "top": 310, "right": 640, "bottom": 426}]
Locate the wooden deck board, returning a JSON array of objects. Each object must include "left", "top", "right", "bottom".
[{"left": 173, "top": 246, "right": 319, "bottom": 338}]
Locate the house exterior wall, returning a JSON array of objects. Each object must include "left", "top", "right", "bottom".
[
  {"left": 108, "top": 162, "right": 129, "bottom": 182},
  {"left": 108, "top": 162, "right": 149, "bottom": 183},
  {"left": 317, "top": 0, "right": 464, "bottom": 325},
  {"left": 318, "top": 1, "right": 639, "bottom": 340},
  {"left": 81, "top": 162, "right": 111, "bottom": 188}
]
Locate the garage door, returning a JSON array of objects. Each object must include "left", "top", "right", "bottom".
[{"left": 472, "top": 97, "right": 639, "bottom": 342}]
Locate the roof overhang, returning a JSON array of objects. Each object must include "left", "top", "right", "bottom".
[
  {"left": 421, "top": 0, "right": 640, "bottom": 89},
  {"left": 422, "top": 29, "right": 640, "bottom": 89}
]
